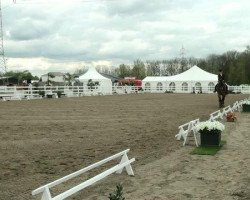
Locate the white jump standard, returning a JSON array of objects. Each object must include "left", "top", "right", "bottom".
[{"left": 175, "top": 118, "right": 200, "bottom": 147}]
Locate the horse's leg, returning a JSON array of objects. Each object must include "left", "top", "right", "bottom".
[
  {"left": 222, "top": 94, "right": 225, "bottom": 107},
  {"left": 217, "top": 94, "right": 220, "bottom": 107},
  {"left": 220, "top": 94, "right": 224, "bottom": 108},
  {"left": 217, "top": 93, "right": 222, "bottom": 108},
  {"left": 219, "top": 99, "right": 223, "bottom": 108}
]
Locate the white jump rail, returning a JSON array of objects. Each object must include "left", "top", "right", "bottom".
[
  {"left": 32, "top": 149, "right": 135, "bottom": 200},
  {"left": 209, "top": 110, "right": 223, "bottom": 121},
  {"left": 222, "top": 105, "right": 233, "bottom": 117},
  {"left": 175, "top": 118, "right": 200, "bottom": 146}
]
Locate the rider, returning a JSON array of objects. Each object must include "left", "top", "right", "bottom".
[
  {"left": 217, "top": 69, "right": 228, "bottom": 91},
  {"left": 218, "top": 69, "right": 225, "bottom": 83}
]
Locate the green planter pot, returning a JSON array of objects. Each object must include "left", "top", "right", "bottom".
[
  {"left": 200, "top": 130, "right": 221, "bottom": 147},
  {"left": 242, "top": 104, "right": 250, "bottom": 112}
]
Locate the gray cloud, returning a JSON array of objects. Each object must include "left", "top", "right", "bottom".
[
  {"left": 9, "top": 18, "right": 53, "bottom": 41},
  {"left": 2, "top": 0, "right": 250, "bottom": 75}
]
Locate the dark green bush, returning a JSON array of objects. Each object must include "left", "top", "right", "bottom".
[
  {"left": 165, "top": 90, "right": 173, "bottom": 93},
  {"left": 38, "top": 91, "right": 45, "bottom": 97},
  {"left": 57, "top": 91, "right": 63, "bottom": 98}
]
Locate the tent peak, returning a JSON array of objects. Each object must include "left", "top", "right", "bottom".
[{"left": 78, "top": 66, "right": 111, "bottom": 81}]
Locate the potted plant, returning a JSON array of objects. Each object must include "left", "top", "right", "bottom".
[
  {"left": 226, "top": 112, "right": 236, "bottom": 122},
  {"left": 195, "top": 121, "right": 225, "bottom": 146},
  {"left": 242, "top": 101, "right": 250, "bottom": 112}
]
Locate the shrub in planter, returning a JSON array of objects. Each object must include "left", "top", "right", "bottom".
[
  {"left": 195, "top": 121, "right": 225, "bottom": 147},
  {"left": 242, "top": 103, "right": 250, "bottom": 112}
]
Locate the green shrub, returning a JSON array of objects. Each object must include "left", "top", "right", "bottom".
[
  {"left": 57, "top": 91, "right": 63, "bottom": 98},
  {"left": 38, "top": 91, "right": 45, "bottom": 97},
  {"left": 165, "top": 90, "right": 173, "bottom": 93},
  {"left": 109, "top": 184, "right": 125, "bottom": 200}
]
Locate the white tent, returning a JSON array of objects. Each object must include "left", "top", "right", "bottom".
[
  {"left": 78, "top": 67, "right": 112, "bottom": 95},
  {"left": 142, "top": 65, "right": 218, "bottom": 93}
]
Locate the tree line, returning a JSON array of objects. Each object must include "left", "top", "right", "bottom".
[
  {"left": 1, "top": 46, "right": 249, "bottom": 86},
  {"left": 113, "top": 46, "right": 250, "bottom": 85}
]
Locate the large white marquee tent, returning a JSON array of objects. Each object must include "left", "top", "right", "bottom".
[
  {"left": 142, "top": 65, "right": 218, "bottom": 93},
  {"left": 78, "top": 67, "right": 112, "bottom": 95}
]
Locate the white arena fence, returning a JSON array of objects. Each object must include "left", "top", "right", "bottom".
[
  {"left": 0, "top": 85, "right": 249, "bottom": 101},
  {"left": 32, "top": 149, "right": 135, "bottom": 200}
]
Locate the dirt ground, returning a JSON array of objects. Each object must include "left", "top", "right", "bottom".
[{"left": 0, "top": 93, "right": 248, "bottom": 200}]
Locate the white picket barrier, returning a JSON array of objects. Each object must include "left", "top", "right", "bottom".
[
  {"left": 209, "top": 110, "right": 223, "bottom": 121},
  {"left": 32, "top": 149, "right": 135, "bottom": 200},
  {"left": 238, "top": 100, "right": 244, "bottom": 106},
  {"left": 222, "top": 105, "right": 233, "bottom": 117},
  {"left": 175, "top": 118, "right": 200, "bottom": 146},
  {"left": 231, "top": 101, "right": 240, "bottom": 112},
  {"left": 239, "top": 98, "right": 249, "bottom": 105},
  {"left": 244, "top": 99, "right": 250, "bottom": 105},
  {"left": 232, "top": 99, "right": 247, "bottom": 112}
]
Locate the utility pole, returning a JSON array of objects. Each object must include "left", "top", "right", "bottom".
[
  {"left": 179, "top": 45, "right": 187, "bottom": 73},
  {"left": 180, "top": 45, "right": 185, "bottom": 60},
  {"left": 0, "top": 0, "right": 7, "bottom": 76}
]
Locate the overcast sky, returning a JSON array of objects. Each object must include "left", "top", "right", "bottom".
[{"left": 2, "top": 0, "right": 250, "bottom": 76}]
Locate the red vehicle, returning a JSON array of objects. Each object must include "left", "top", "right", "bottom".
[{"left": 118, "top": 77, "right": 142, "bottom": 88}]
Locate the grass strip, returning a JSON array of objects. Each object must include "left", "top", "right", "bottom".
[{"left": 191, "top": 141, "right": 226, "bottom": 155}]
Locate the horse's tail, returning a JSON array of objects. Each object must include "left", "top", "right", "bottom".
[
  {"left": 222, "top": 84, "right": 228, "bottom": 95},
  {"left": 214, "top": 83, "right": 218, "bottom": 93},
  {"left": 224, "top": 82, "right": 229, "bottom": 95}
]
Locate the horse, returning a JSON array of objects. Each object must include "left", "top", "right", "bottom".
[{"left": 215, "top": 82, "right": 228, "bottom": 108}]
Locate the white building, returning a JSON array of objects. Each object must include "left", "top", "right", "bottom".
[{"left": 41, "top": 72, "right": 66, "bottom": 84}]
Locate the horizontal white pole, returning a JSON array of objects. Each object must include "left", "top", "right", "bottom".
[
  {"left": 210, "top": 110, "right": 221, "bottom": 115},
  {"left": 192, "top": 118, "right": 199, "bottom": 123},
  {"left": 178, "top": 121, "right": 190, "bottom": 129},
  {"left": 53, "top": 158, "right": 135, "bottom": 200},
  {"left": 32, "top": 149, "right": 130, "bottom": 195}
]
